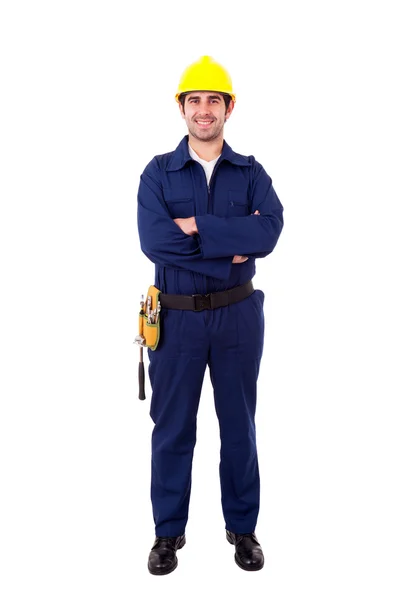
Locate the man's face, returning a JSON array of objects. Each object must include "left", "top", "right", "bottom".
[{"left": 179, "top": 91, "right": 234, "bottom": 142}]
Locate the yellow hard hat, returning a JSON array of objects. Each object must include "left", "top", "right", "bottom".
[{"left": 175, "top": 55, "right": 236, "bottom": 103}]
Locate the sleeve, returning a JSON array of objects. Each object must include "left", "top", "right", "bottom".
[
  {"left": 195, "top": 161, "right": 284, "bottom": 259},
  {"left": 137, "top": 159, "right": 233, "bottom": 280}
]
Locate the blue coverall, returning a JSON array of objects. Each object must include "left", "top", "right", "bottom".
[{"left": 137, "top": 135, "right": 284, "bottom": 537}]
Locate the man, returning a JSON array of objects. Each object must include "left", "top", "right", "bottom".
[{"left": 137, "top": 55, "right": 284, "bottom": 575}]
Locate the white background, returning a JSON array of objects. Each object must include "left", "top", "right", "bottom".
[{"left": 1, "top": 1, "right": 399, "bottom": 598}]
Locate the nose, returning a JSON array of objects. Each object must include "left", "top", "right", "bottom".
[{"left": 196, "top": 99, "right": 213, "bottom": 114}]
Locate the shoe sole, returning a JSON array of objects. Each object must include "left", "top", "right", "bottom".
[
  {"left": 148, "top": 537, "right": 186, "bottom": 576},
  {"left": 226, "top": 531, "right": 264, "bottom": 572}
]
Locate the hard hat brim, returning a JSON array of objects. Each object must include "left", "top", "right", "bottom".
[{"left": 175, "top": 90, "right": 236, "bottom": 103}]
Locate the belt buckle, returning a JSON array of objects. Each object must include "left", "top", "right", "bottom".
[{"left": 193, "top": 293, "right": 211, "bottom": 311}]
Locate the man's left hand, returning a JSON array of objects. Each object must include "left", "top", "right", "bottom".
[{"left": 173, "top": 216, "right": 198, "bottom": 236}]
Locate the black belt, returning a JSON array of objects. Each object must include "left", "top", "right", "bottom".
[{"left": 159, "top": 280, "right": 254, "bottom": 312}]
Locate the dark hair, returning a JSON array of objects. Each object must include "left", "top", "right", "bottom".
[{"left": 178, "top": 92, "right": 232, "bottom": 114}]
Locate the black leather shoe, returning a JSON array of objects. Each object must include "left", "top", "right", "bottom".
[
  {"left": 226, "top": 530, "right": 264, "bottom": 571},
  {"left": 147, "top": 535, "right": 186, "bottom": 575}
]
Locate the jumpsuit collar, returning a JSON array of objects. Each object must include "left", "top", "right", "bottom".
[{"left": 165, "top": 135, "right": 251, "bottom": 171}]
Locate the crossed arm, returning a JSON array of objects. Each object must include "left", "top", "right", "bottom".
[{"left": 173, "top": 211, "right": 261, "bottom": 264}]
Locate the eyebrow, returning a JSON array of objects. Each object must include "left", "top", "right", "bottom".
[{"left": 187, "top": 94, "right": 222, "bottom": 101}]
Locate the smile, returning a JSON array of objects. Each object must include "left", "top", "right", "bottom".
[{"left": 195, "top": 120, "right": 214, "bottom": 128}]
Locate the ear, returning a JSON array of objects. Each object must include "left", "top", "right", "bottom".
[{"left": 225, "top": 99, "right": 234, "bottom": 122}]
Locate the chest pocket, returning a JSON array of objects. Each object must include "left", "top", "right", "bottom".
[
  {"left": 164, "top": 188, "right": 195, "bottom": 219},
  {"left": 226, "top": 190, "right": 250, "bottom": 217}
]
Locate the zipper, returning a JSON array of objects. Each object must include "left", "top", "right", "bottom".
[
  {"left": 192, "top": 158, "right": 223, "bottom": 291},
  {"left": 207, "top": 157, "right": 222, "bottom": 213},
  {"left": 192, "top": 156, "right": 223, "bottom": 213}
]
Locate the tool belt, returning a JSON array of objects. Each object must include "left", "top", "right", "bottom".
[
  {"left": 135, "top": 280, "right": 254, "bottom": 401},
  {"left": 137, "top": 285, "right": 162, "bottom": 351},
  {"left": 159, "top": 280, "right": 254, "bottom": 311}
]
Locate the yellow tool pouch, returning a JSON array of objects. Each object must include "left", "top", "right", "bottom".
[{"left": 138, "top": 285, "right": 162, "bottom": 351}]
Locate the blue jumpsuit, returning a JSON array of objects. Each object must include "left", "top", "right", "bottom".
[{"left": 137, "top": 135, "right": 284, "bottom": 537}]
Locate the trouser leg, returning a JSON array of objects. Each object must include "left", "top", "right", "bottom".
[
  {"left": 209, "top": 290, "right": 265, "bottom": 533},
  {"left": 148, "top": 309, "right": 208, "bottom": 537}
]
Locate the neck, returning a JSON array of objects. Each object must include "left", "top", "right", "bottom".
[{"left": 188, "top": 134, "right": 223, "bottom": 161}]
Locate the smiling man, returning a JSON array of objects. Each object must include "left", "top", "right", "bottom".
[{"left": 137, "top": 55, "right": 284, "bottom": 575}]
